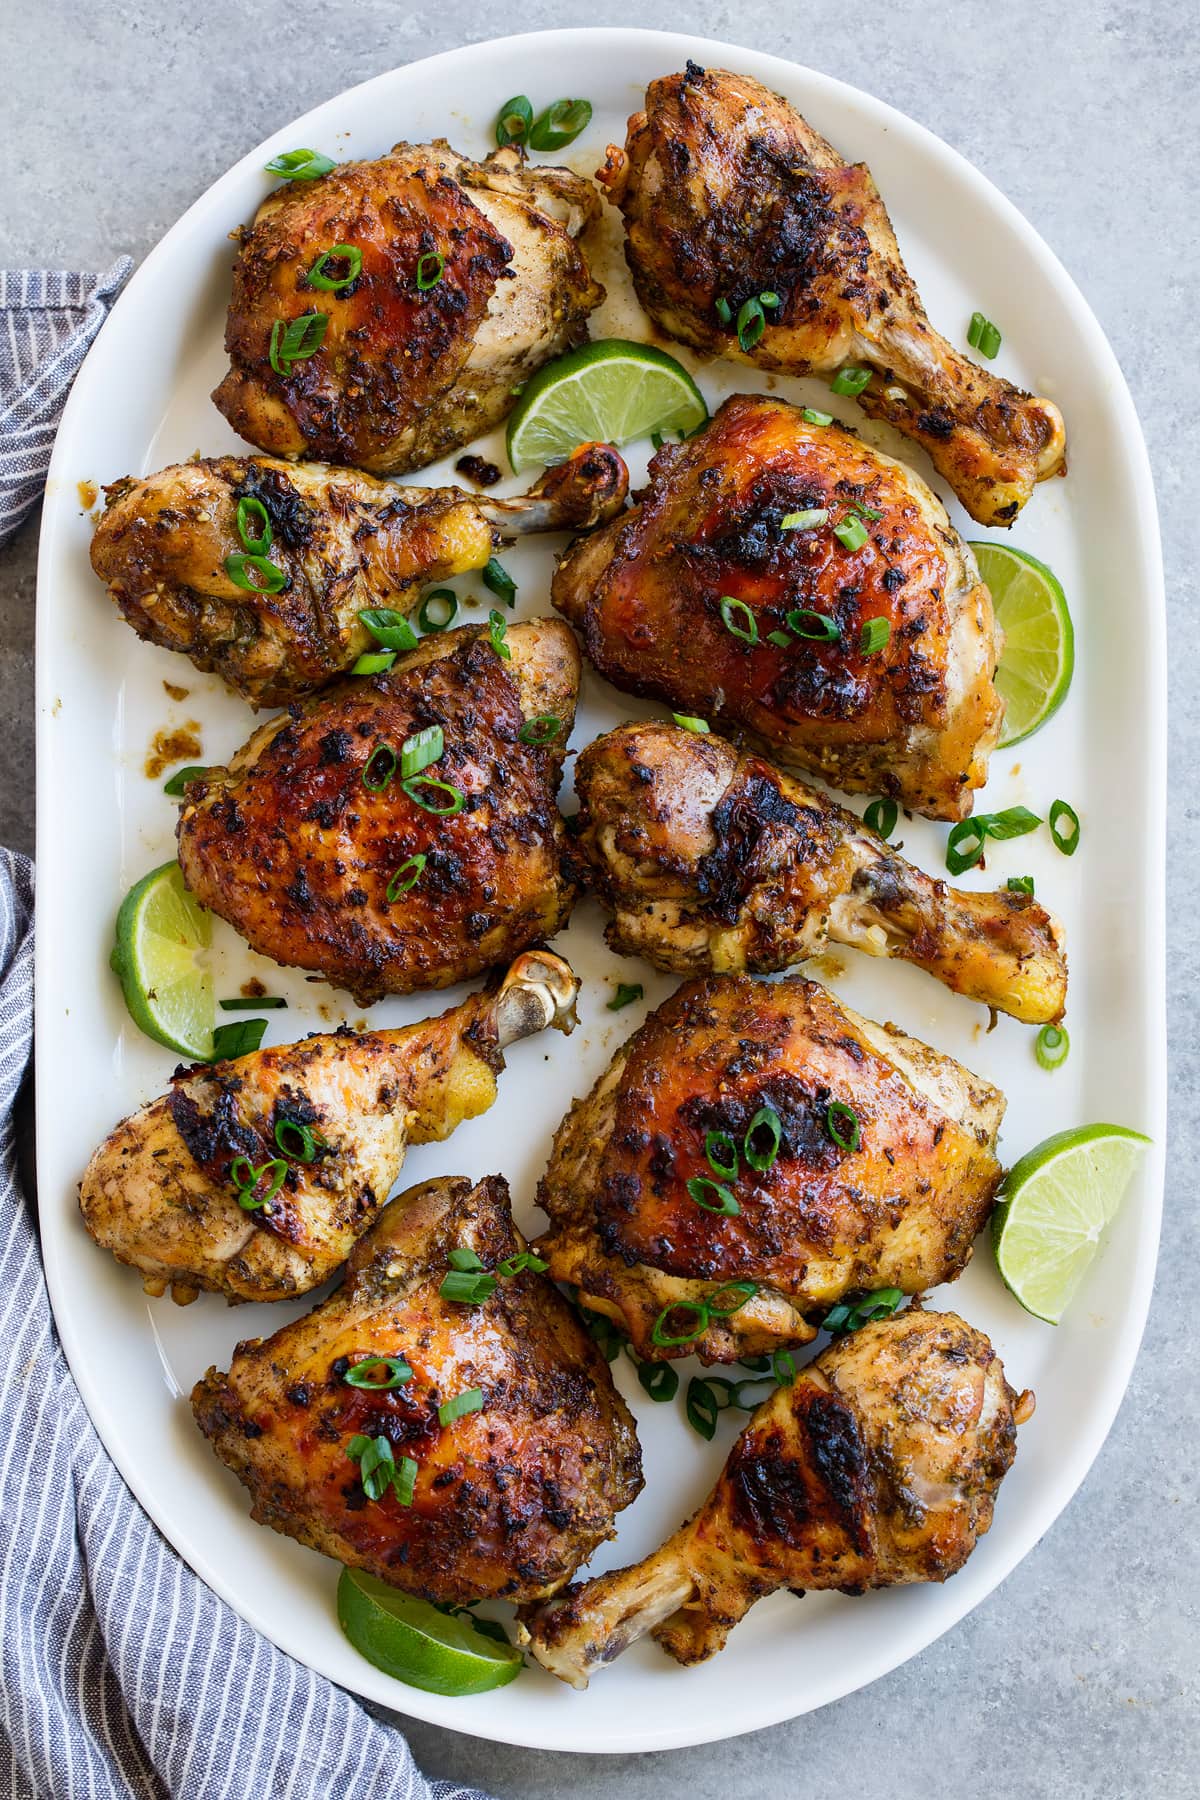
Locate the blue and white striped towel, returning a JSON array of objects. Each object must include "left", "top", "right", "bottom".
[{"left": 0, "top": 275, "right": 497, "bottom": 1797}]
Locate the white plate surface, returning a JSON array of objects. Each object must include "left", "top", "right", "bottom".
[{"left": 35, "top": 28, "right": 1165, "bottom": 1754}]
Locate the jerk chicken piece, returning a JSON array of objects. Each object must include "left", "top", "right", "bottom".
[
  {"left": 553, "top": 394, "right": 1003, "bottom": 821},
  {"left": 214, "top": 141, "right": 604, "bottom": 474},
  {"left": 599, "top": 64, "right": 1066, "bottom": 526},
  {"left": 521, "top": 1307, "right": 1033, "bottom": 1684},
  {"left": 80, "top": 951, "right": 577, "bottom": 1305},
  {"left": 176, "top": 620, "right": 579, "bottom": 1004},
  {"left": 90, "top": 444, "right": 627, "bottom": 707},
  {"left": 192, "top": 1173, "right": 643, "bottom": 1605},
  {"left": 574, "top": 721, "right": 1067, "bottom": 1023},
  {"left": 535, "top": 975, "right": 1004, "bottom": 1362}
]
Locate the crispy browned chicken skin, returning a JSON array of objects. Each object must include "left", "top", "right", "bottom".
[
  {"left": 90, "top": 445, "right": 627, "bottom": 707},
  {"left": 80, "top": 952, "right": 578, "bottom": 1305},
  {"left": 521, "top": 1307, "right": 1032, "bottom": 1683},
  {"left": 214, "top": 141, "right": 603, "bottom": 473},
  {"left": 599, "top": 64, "right": 1066, "bottom": 526},
  {"left": 535, "top": 975, "right": 1004, "bottom": 1362},
  {"left": 574, "top": 721, "right": 1067, "bottom": 1023},
  {"left": 192, "top": 1173, "right": 643, "bottom": 1606},
  {"left": 553, "top": 394, "right": 1003, "bottom": 820},
  {"left": 176, "top": 620, "right": 579, "bottom": 1003}
]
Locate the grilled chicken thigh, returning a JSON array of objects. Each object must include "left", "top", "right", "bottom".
[
  {"left": 91, "top": 444, "right": 627, "bottom": 707},
  {"left": 522, "top": 1308, "right": 1032, "bottom": 1683},
  {"left": 553, "top": 394, "right": 1003, "bottom": 820},
  {"left": 80, "top": 951, "right": 577, "bottom": 1305},
  {"left": 574, "top": 722, "right": 1067, "bottom": 1023},
  {"left": 192, "top": 1173, "right": 643, "bottom": 1605},
  {"left": 176, "top": 620, "right": 579, "bottom": 1004},
  {"left": 214, "top": 141, "right": 604, "bottom": 474},
  {"left": 535, "top": 975, "right": 1004, "bottom": 1363},
  {"left": 599, "top": 64, "right": 1066, "bottom": 526}
]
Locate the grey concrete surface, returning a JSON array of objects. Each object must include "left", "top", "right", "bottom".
[{"left": 3, "top": 3, "right": 1196, "bottom": 1795}]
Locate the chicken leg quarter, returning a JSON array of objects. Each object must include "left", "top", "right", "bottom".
[
  {"left": 521, "top": 1308, "right": 1034, "bottom": 1684},
  {"left": 599, "top": 64, "right": 1066, "bottom": 526}
]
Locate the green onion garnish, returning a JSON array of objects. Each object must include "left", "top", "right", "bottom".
[
  {"left": 739, "top": 1355, "right": 771, "bottom": 1372},
  {"left": 362, "top": 745, "right": 397, "bottom": 791},
  {"left": 772, "top": 1349, "right": 796, "bottom": 1386},
  {"left": 496, "top": 1251, "right": 549, "bottom": 1278},
  {"left": 967, "top": 311, "right": 1002, "bottom": 359},
  {"left": 487, "top": 609, "right": 511, "bottom": 661},
  {"left": 218, "top": 995, "right": 287, "bottom": 1011},
  {"left": 822, "top": 1288, "right": 904, "bottom": 1334},
  {"left": 638, "top": 1361, "right": 680, "bottom": 1402},
  {"left": 438, "top": 1388, "right": 484, "bottom": 1426},
  {"left": 744, "top": 1104, "right": 782, "bottom": 1173},
  {"left": 358, "top": 607, "right": 420, "bottom": 653},
  {"left": 273, "top": 1119, "right": 325, "bottom": 1161},
  {"left": 265, "top": 148, "right": 334, "bottom": 180},
  {"left": 1007, "top": 874, "right": 1035, "bottom": 896},
  {"left": 448, "top": 1248, "right": 484, "bottom": 1272},
  {"left": 496, "top": 94, "right": 533, "bottom": 147},
  {"left": 802, "top": 407, "right": 833, "bottom": 426},
  {"left": 230, "top": 1155, "right": 287, "bottom": 1211},
  {"left": 1035, "top": 1022, "right": 1070, "bottom": 1071},
  {"left": 759, "top": 290, "right": 781, "bottom": 311},
  {"left": 518, "top": 715, "right": 560, "bottom": 747},
  {"left": 268, "top": 312, "right": 328, "bottom": 374},
  {"left": 343, "top": 1356, "right": 412, "bottom": 1390},
  {"left": 393, "top": 1456, "right": 418, "bottom": 1507},
  {"left": 672, "top": 713, "right": 709, "bottom": 732},
  {"left": 211, "top": 1018, "right": 268, "bottom": 1060},
  {"left": 851, "top": 502, "right": 883, "bottom": 522},
  {"left": 345, "top": 1433, "right": 397, "bottom": 1502},
  {"left": 400, "top": 725, "right": 444, "bottom": 780},
  {"left": 705, "top": 1130, "right": 739, "bottom": 1180},
  {"left": 607, "top": 982, "right": 644, "bottom": 1011},
  {"left": 719, "top": 596, "right": 758, "bottom": 644},
  {"left": 527, "top": 98, "right": 592, "bottom": 152},
  {"left": 162, "top": 765, "right": 210, "bottom": 797},
  {"left": 714, "top": 296, "right": 733, "bottom": 327},
  {"left": 306, "top": 244, "right": 362, "bottom": 292},
  {"left": 945, "top": 806, "right": 1042, "bottom": 876},
  {"left": 766, "top": 630, "right": 792, "bottom": 648},
  {"left": 225, "top": 552, "right": 287, "bottom": 594},
  {"left": 1049, "top": 798, "right": 1080, "bottom": 856},
  {"left": 780, "top": 508, "right": 828, "bottom": 531},
  {"left": 787, "top": 608, "right": 840, "bottom": 643},
  {"left": 385, "top": 855, "right": 425, "bottom": 903},
  {"left": 439, "top": 1269, "right": 498, "bottom": 1305},
  {"left": 402, "top": 775, "right": 465, "bottom": 816},
  {"left": 417, "top": 588, "right": 457, "bottom": 633},
  {"left": 686, "top": 1377, "right": 721, "bottom": 1440},
  {"left": 651, "top": 427, "right": 684, "bottom": 451},
  {"left": 707, "top": 1281, "right": 757, "bottom": 1317},
  {"left": 650, "top": 1301, "right": 712, "bottom": 1348},
  {"left": 582, "top": 1309, "right": 624, "bottom": 1361},
  {"left": 482, "top": 557, "right": 517, "bottom": 608},
  {"left": 416, "top": 251, "right": 445, "bottom": 291},
  {"left": 833, "top": 517, "right": 869, "bottom": 553},
  {"left": 986, "top": 805, "right": 1043, "bottom": 841},
  {"left": 864, "top": 797, "right": 898, "bottom": 841},
  {"left": 685, "top": 1176, "right": 740, "bottom": 1217},
  {"left": 351, "top": 651, "right": 396, "bottom": 675},
  {"left": 736, "top": 297, "right": 766, "bottom": 352},
  {"left": 831, "top": 365, "right": 872, "bottom": 397},
  {"left": 235, "top": 495, "right": 272, "bottom": 556},
  {"left": 859, "top": 616, "right": 891, "bottom": 655},
  {"left": 825, "top": 1101, "right": 861, "bottom": 1152}
]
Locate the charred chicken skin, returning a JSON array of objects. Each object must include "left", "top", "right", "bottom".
[
  {"left": 573, "top": 721, "right": 1067, "bottom": 1023},
  {"left": 176, "top": 620, "right": 579, "bottom": 1004},
  {"left": 192, "top": 1173, "right": 643, "bottom": 1606},
  {"left": 535, "top": 975, "right": 1004, "bottom": 1363},
  {"left": 79, "top": 951, "right": 578, "bottom": 1305},
  {"left": 553, "top": 395, "right": 1003, "bottom": 821},
  {"left": 90, "top": 444, "right": 627, "bottom": 707},
  {"left": 214, "top": 141, "right": 604, "bottom": 474},
  {"left": 599, "top": 64, "right": 1066, "bottom": 526},
  {"left": 521, "top": 1307, "right": 1033, "bottom": 1684}
]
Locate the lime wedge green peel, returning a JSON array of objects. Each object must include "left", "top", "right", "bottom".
[
  {"left": 110, "top": 860, "right": 214, "bottom": 1060},
  {"left": 337, "top": 1568, "right": 521, "bottom": 1694},
  {"left": 507, "top": 338, "right": 708, "bottom": 472},
  {"left": 992, "top": 1125, "right": 1149, "bottom": 1324},
  {"left": 971, "top": 541, "right": 1074, "bottom": 749}
]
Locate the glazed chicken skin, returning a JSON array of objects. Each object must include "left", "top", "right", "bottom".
[
  {"left": 535, "top": 975, "right": 1004, "bottom": 1363},
  {"left": 521, "top": 1308, "right": 1033, "bottom": 1684},
  {"left": 574, "top": 722, "right": 1067, "bottom": 1024},
  {"left": 553, "top": 395, "right": 1003, "bottom": 820},
  {"left": 599, "top": 64, "right": 1066, "bottom": 526},
  {"left": 192, "top": 1173, "right": 643, "bottom": 1606},
  {"left": 80, "top": 951, "right": 578, "bottom": 1305},
  {"left": 90, "top": 444, "right": 627, "bottom": 707},
  {"left": 214, "top": 141, "right": 603, "bottom": 474},
  {"left": 176, "top": 620, "right": 579, "bottom": 1004}
]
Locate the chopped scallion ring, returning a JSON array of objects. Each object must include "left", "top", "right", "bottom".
[
  {"left": 823, "top": 1287, "right": 904, "bottom": 1334},
  {"left": 273, "top": 1118, "right": 325, "bottom": 1162},
  {"left": 864, "top": 797, "right": 899, "bottom": 841},
  {"left": 719, "top": 595, "right": 758, "bottom": 644},
  {"left": 487, "top": 609, "right": 511, "bottom": 661},
  {"left": 495, "top": 94, "right": 533, "bottom": 147},
  {"left": 1035, "top": 1022, "right": 1070, "bottom": 1070},
  {"left": 772, "top": 1349, "right": 797, "bottom": 1386},
  {"left": 306, "top": 244, "right": 362, "bottom": 292},
  {"left": 361, "top": 745, "right": 397, "bottom": 792},
  {"left": 496, "top": 1251, "right": 549, "bottom": 1278},
  {"left": 707, "top": 1281, "right": 758, "bottom": 1317},
  {"left": 448, "top": 1248, "right": 483, "bottom": 1272},
  {"left": 162, "top": 765, "right": 210, "bottom": 797},
  {"left": 417, "top": 588, "right": 457, "bottom": 633},
  {"left": 685, "top": 1176, "right": 740, "bottom": 1217},
  {"left": 400, "top": 725, "right": 444, "bottom": 780},
  {"left": 781, "top": 508, "right": 828, "bottom": 531},
  {"left": 1007, "top": 874, "right": 1035, "bottom": 896},
  {"left": 218, "top": 995, "right": 287, "bottom": 1011},
  {"left": 607, "top": 982, "right": 643, "bottom": 1011},
  {"left": 705, "top": 1130, "right": 739, "bottom": 1180},
  {"left": 833, "top": 517, "right": 869, "bottom": 553},
  {"left": 211, "top": 1018, "right": 268, "bottom": 1060},
  {"left": 825, "top": 1101, "right": 861, "bottom": 1152},
  {"left": 225, "top": 552, "right": 287, "bottom": 594},
  {"left": 801, "top": 407, "right": 833, "bottom": 426},
  {"left": 639, "top": 1361, "right": 679, "bottom": 1402},
  {"left": 518, "top": 714, "right": 560, "bottom": 746},
  {"left": 672, "top": 712, "right": 709, "bottom": 733},
  {"left": 393, "top": 1456, "right": 418, "bottom": 1507},
  {"left": 268, "top": 311, "right": 328, "bottom": 374},
  {"left": 787, "top": 608, "right": 840, "bottom": 643},
  {"left": 438, "top": 1387, "right": 484, "bottom": 1426},
  {"left": 736, "top": 296, "right": 765, "bottom": 352},
  {"left": 235, "top": 495, "right": 272, "bottom": 555},
  {"left": 946, "top": 805, "right": 1041, "bottom": 876},
  {"left": 351, "top": 650, "right": 395, "bottom": 676},
  {"left": 831, "top": 365, "right": 872, "bottom": 397},
  {"left": 439, "top": 1269, "right": 498, "bottom": 1305},
  {"left": 231, "top": 1156, "right": 287, "bottom": 1211},
  {"left": 483, "top": 557, "right": 517, "bottom": 607},
  {"left": 651, "top": 1301, "right": 711, "bottom": 1348},
  {"left": 415, "top": 251, "right": 445, "bottom": 291},
  {"left": 357, "top": 607, "right": 419, "bottom": 653},
  {"left": 343, "top": 1356, "right": 412, "bottom": 1390},
  {"left": 967, "top": 311, "right": 1003, "bottom": 359},
  {"left": 686, "top": 1377, "right": 721, "bottom": 1440},
  {"left": 986, "top": 806, "right": 1043, "bottom": 842},
  {"left": 859, "top": 616, "right": 891, "bottom": 655},
  {"left": 714, "top": 296, "right": 733, "bottom": 327},
  {"left": 264, "top": 148, "right": 335, "bottom": 180},
  {"left": 744, "top": 1104, "right": 783, "bottom": 1173},
  {"left": 766, "top": 629, "right": 792, "bottom": 648},
  {"left": 1049, "top": 798, "right": 1080, "bottom": 856},
  {"left": 527, "top": 98, "right": 593, "bottom": 152},
  {"left": 402, "top": 775, "right": 465, "bottom": 816}
]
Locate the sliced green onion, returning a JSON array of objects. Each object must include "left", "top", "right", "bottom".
[
  {"left": 802, "top": 407, "right": 833, "bottom": 426},
  {"left": 672, "top": 712, "right": 709, "bottom": 733},
  {"left": 1049, "top": 798, "right": 1080, "bottom": 856},
  {"left": 705, "top": 1130, "right": 739, "bottom": 1181},
  {"left": 772, "top": 1349, "right": 797, "bottom": 1386},
  {"left": 496, "top": 94, "right": 534, "bottom": 147},
  {"left": 346, "top": 1432, "right": 396, "bottom": 1501},
  {"left": 343, "top": 1356, "right": 412, "bottom": 1390},
  {"left": 759, "top": 290, "right": 781, "bottom": 311},
  {"left": 607, "top": 982, "right": 643, "bottom": 1011},
  {"left": 945, "top": 817, "right": 987, "bottom": 876},
  {"left": 967, "top": 311, "right": 1002, "bottom": 359},
  {"left": 736, "top": 297, "right": 766, "bottom": 352},
  {"left": 496, "top": 1251, "right": 549, "bottom": 1278},
  {"left": 393, "top": 1455, "right": 418, "bottom": 1507},
  {"left": 686, "top": 1377, "right": 720, "bottom": 1440},
  {"left": 231, "top": 1156, "right": 287, "bottom": 1211},
  {"left": 638, "top": 1361, "right": 679, "bottom": 1402},
  {"left": 306, "top": 244, "right": 362, "bottom": 292},
  {"left": 651, "top": 427, "right": 684, "bottom": 450},
  {"left": 685, "top": 1176, "right": 740, "bottom": 1217},
  {"left": 482, "top": 557, "right": 517, "bottom": 608},
  {"left": 211, "top": 1018, "right": 268, "bottom": 1060},
  {"left": 386, "top": 854, "right": 427, "bottom": 901},
  {"left": 400, "top": 725, "right": 444, "bottom": 780},
  {"left": 739, "top": 1355, "right": 771, "bottom": 1373},
  {"left": 218, "top": 995, "right": 287, "bottom": 1011},
  {"left": 225, "top": 552, "right": 287, "bottom": 594},
  {"left": 439, "top": 1269, "right": 498, "bottom": 1305},
  {"left": 863, "top": 797, "right": 898, "bottom": 841},
  {"left": 162, "top": 765, "right": 211, "bottom": 797},
  {"left": 582, "top": 1308, "right": 624, "bottom": 1361},
  {"left": 438, "top": 1387, "right": 484, "bottom": 1426},
  {"left": 402, "top": 775, "right": 465, "bottom": 816},
  {"left": 719, "top": 596, "right": 758, "bottom": 645},
  {"left": 986, "top": 805, "right": 1043, "bottom": 842},
  {"left": 707, "top": 1281, "right": 757, "bottom": 1317},
  {"left": 235, "top": 495, "right": 272, "bottom": 555},
  {"left": 1035, "top": 1022, "right": 1070, "bottom": 1071},
  {"left": 351, "top": 650, "right": 396, "bottom": 675},
  {"left": 527, "top": 98, "right": 592, "bottom": 152},
  {"left": 448, "top": 1248, "right": 484, "bottom": 1272},
  {"left": 416, "top": 251, "right": 445, "bottom": 291},
  {"left": 833, "top": 517, "right": 869, "bottom": 553},
  {"left": 274, "top": 1118, "right": 325, "bottom": 1161},
  {"left": 487, "top": 609, "right": 511, "bottom": 661},
  {"left": 362, "top": 745, "right": 397, "bottom": 791},
  {"left": 358, "top": 607, "right": 420, "bottom": 654},
  {"left": 1007, "top": 874, "right": 1035, "bottom": 896},
  {"left": 518, "top": 715, "right": 560, "bottom": 746},
  {"left": 417, "top": 588, "right": 457, "bottom": 633},
  {"left": 744, "top": 1104, "right": 782, "bottom": 1174},
  {"left": 651, "top": 1301, "right": 711, "bottom": 1348},
  {"left": 823, "top": 1288, "right": 904, "bottom": 1334},
  {"left": 859, "top": 616, "right": 891, "bottom": 655},
  {"left": 831, "top": 365, "right": 872, "bottom": 397},
  {"left": 825, "top": 1101, "right": 861, "bottom": 1152},
  {"left": 265, "top": 148, "right": 335, "bottom": 180},
  {"left": 269, "top": 312, "right": 328, "bottom": 374},
  {"left": 766, "top": 630, "right": 792, "bottom": 648},
  {"left": 714, "top": 296, "right": 733, "bottom": 327},
  {"left": 787, "top": 608, "right": 840, "bottom": 643},
  {"left": 851, "top": 502, "right": 883, "bottom": 522},
  {"left": 781, "top": 508, "right": 828, "bottom": 531}
]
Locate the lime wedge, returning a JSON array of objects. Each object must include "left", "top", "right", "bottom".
[
  {"left": 971, "top": 541, "right": 1074, "bottom": 748},
  {"left": 110, "top": 860, "right": 213, "bottom": 1060},
  {"left": 337, "top": 1568, "right": 521, "bottom": 1694},
  {"left": 992, "top": 1125, "right": 1149, "bottom": 1323},
  {"left": 506, "top": 338, "right": 708, "bottom": 472}
]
